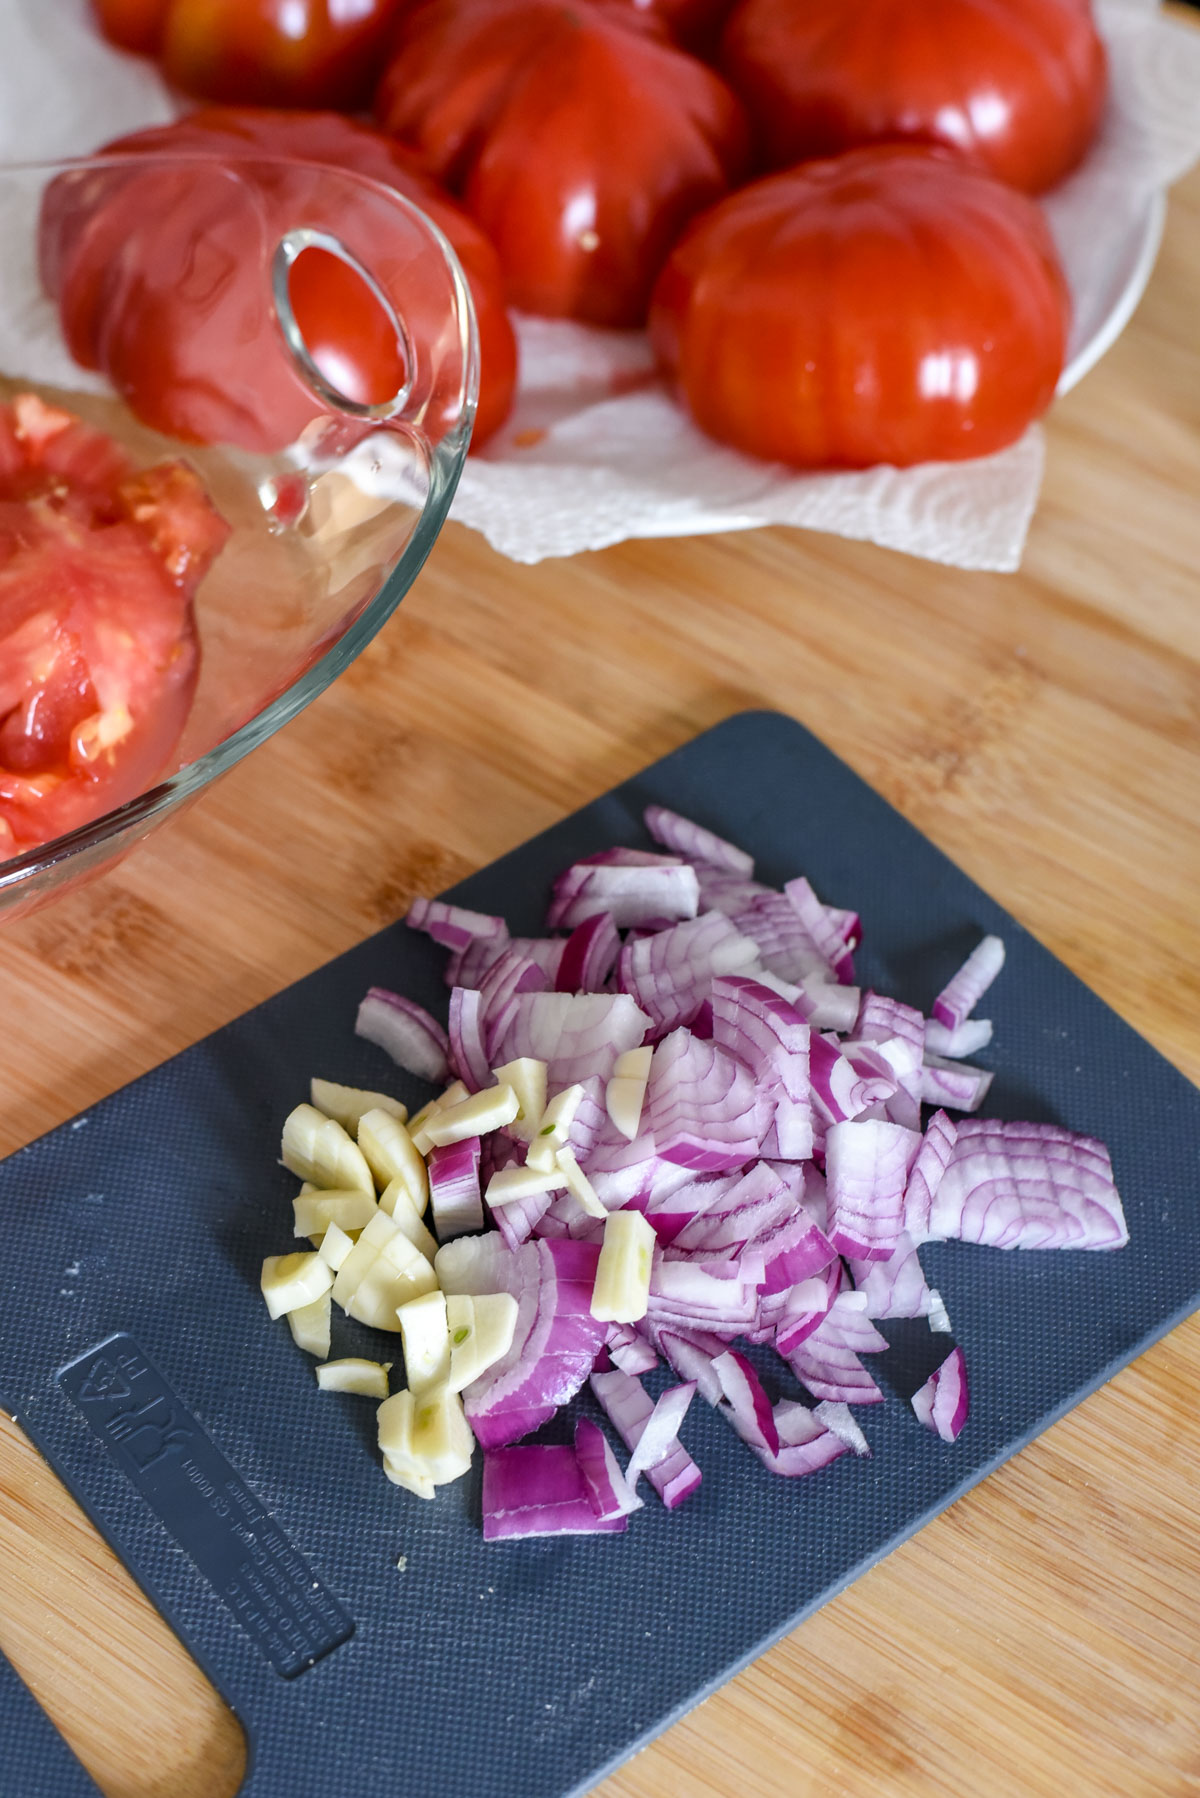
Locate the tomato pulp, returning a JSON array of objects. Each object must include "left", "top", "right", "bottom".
[{"left": 0, "top": 395, "right": 229, "bottom": 859}]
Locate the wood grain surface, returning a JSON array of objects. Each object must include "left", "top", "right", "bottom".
[{"left": 1, "top": 149, "right": 1198, "bottom": 1798}]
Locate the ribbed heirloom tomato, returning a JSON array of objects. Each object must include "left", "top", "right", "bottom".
[
  {"left": 39, "top": 109, "right": 517, "bottom": 452},
  {"left": 92, "top": 0, "right": 405, "bottom": 110},
  {"left": 649, "top": 145, "right": 1071, "bottom": 469},
  {"left": 720, "top": 0, "right": 1108, "bottom": 194},
  {"left": 376, "top": 0, "right": 750, "bottom": 326},
  {"left": 0, "top": 395, "right": 228, "bottom": 857}
]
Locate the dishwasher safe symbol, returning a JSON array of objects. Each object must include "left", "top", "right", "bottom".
[{"left": 106, "top": 1393, "right": 195, "bottom": 1471}]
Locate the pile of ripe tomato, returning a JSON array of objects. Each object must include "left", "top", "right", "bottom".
[{"left": 79, "top": 0, "right": 1107, "bottom": 469}]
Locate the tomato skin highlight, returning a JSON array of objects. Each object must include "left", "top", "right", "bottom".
[
  {"left": 92, "top": 0, "right": 406, "bottom": 110},
  {"left": 649, "top": 145, "right": 1071, "bottom": 470},
  {"left": 719, "top": 0, "right": 1107, "bottom": 195},
  {"left": 0, "top": 397, "right": 228, "bottom": 857},
  {"left": 376, "top": 0, "right": 751, "bottom": 327},
  {"left": 39, "top": 108, "right": 516, "bottom": 452}
]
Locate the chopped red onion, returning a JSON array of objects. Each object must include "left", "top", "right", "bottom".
[
  {"left": 924, "top": 1016, "right": 994, "bottom": 1058},
  {"left": 911, "top": 1345, "right": 970, "bottom": 1442},
  {"left": 491, "top": 991, "right": 651, "bottom": 1091},
  {"left": 464, "top": 1239, "right": 605, "bottom": 1447},
  {"left": 482, "top": 1444, "right": 628, "bottom": 1539},
  {"left": 825, "top": 1118, "right": 922, "bottom": 1262},
  {"left": 547, "top": 856, "right": 699, "bottom": 931},
  {"left": 447, "top": 986, "right": 492, "bottom": 1092},
  {"left": 784, "top": 877, "right": 858, "bottom": 983},
  {"left": 782, "top": 1291, "right": 888, "bottom": 1405},
  {"left": 812, "top": 1401, "right": 871, "bottom": 1456},
  {"left": 407, "top": 898, "right": 508, "bottom": 955},
  {"left": 355, "top": 988, "right": 451, "bottom": 1084},
  {"left": 476, "top": 948, "right": 551, "bottom": 1062},
  {"left": 643, "top": 1028, "right": 765, "bottom": 1171},
  {"left": 926, "top": 1120, "right": 1128, "bottom": 1249},
  {"left": 618, "top": 911, "right": 760, "bottom": 1036},
  {"left": 932, "top": 935, "right": 1006, "bottom": 1031},
  {"left": 427, "top": 1135, "right": 484, "bottom": 1238},
  {"left": 809, "top": 1034, "right": 895, "bottom": 1128},
  {"left": 920, "top": 1052, "right": 995, "bottom": 1113},
  {"left": 590, "top": 1367, "right": 702, "bottom": 1508},
  {"left": 575, "top": 1418, "right": 643, "bottom": 1519},
  {"left": 643, "top": 804, "right": 755, "bottom": 875},
  {"left": 556, "top": 911, "right": 621, "bottom": 993},
  {"left": 712, "top": 1350, "right": 779, "bottom": 1454},
  {"left": 903, "top": 1110, "right": 958, "bottom": 1241},
  {"left": 773, "top": 1259, "right": 843, "bottom": 1354},
  {"left": 711, "top": 975, "right": 813, "bottom": 1160},
  {"left": 847, "top": 1231, "right": 937, "bottom": 1319},
  {"left": 694, "top": 865, "right": 772, "bottom": 920},
  {"left": 732, "top": 889, "right": 834, "bottom": 984}
]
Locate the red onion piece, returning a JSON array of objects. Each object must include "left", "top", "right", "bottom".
[
  {"left": 825, "top": 1118, "right": 922, "bottom": 1262},
  {"left": 482, "top": 1444, "right": 628, "bottom": 1539},
  {"left": 590, "top": 1367, "right": 702, "bottom": 1508},
  {"left": 847, "top": 1231, "right": 937, "bottom": 1320},
  {"left": 782, "top": 1291, "right": 888, "bottom": 1405},
  {"left": 477, "top": 947, "right": 551, "bottom": 1062},
  {"left": 784, "top": 877, "right": 858, "bottom": 983},
  {"left": 643, "top": 1028, "right": 766, "bottom": 1171},
  {"left": 773, "top": 1259, "right": 842, "bottom": 1354},
  {"left": 924, "top": 1016, "right": 994, "bottom": 1058},
  {"left": 932, "top": 935, "right": 1006, "bottom": 1031},
  {"left": 605, "top": 1323, "right": 659, "bottom": 1376},
  {"left": 713, "top": 1349, "right": 779, "bottom": 1454},
  {"left": 911, "top": 1345, "right": 970, "bottom": 1442},
  {"left": 407, "top": 898, "right": 508, "bottom": 955},
  {"left": 464, "top": 1239, "right": 605, "bottom": 1447},
  {"left": 920, "top": 1052, "right": 995, "bottom": 1113},
  {"left": 447, "top": 986, "right": 492, "bottom": 1091},
  {"left": 926, "top": 1120, "right": 1128, "bottom": 1249},
  {"left": 711, "top": 975, "right": 812, "bottom": 1161},
  {"left": 355, "top": 988, "right": 450, "bottom": 1084},
  {"left": 547, "top": 857, "right": 699, "bottom": 931},
  {"left": 491, "top": 992, "right": 651, "bottom": 1091},
  {"left": 903, "top": 1109, "right": 958, "bottom": 1241},
  {"left": 618, "top": 911, "right": 759, "bottom": 1037},
  {"left": 556, "top": 911, "right": 621, "bottom": 993},
  {"left": 575, "top": 1418, "right": 643, "bottom": 1520},
  {"left": 428, "top": 1135, "right": 484, "bottom": 1238},
  {"left": 732, "top": 889, "right": 834, "bottom": 983},
  {"left": 813, "top": 1401, "right": 871, "bottom": 1456},
  {"left": 643, "top": 804, "right": 755, "bottom": 876}
]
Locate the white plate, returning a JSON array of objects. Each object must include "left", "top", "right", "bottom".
[{"left": 1056, "top": 188, "right": 1167, "bottom": 394}]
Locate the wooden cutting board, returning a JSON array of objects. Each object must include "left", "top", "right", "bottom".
[{"left": 0, "top": 147, "right": 1197, "bottom": 1798}]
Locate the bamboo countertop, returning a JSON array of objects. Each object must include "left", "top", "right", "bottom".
[{"left": 1, "top": 155, "right": 1198, "bottom": 1798}]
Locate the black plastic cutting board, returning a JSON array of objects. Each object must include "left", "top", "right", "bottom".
[{"left": 2, "top": 709, "right": 1198, "bottom": 1798}]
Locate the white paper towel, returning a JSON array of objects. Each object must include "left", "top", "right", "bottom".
[{"left": 1, "top": 0, "right": 1197, "bottom": 570}]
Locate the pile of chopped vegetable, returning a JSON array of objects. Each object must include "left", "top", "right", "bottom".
[{"left": 260, "top": 806, "right": 1127, "bottom": 1541}]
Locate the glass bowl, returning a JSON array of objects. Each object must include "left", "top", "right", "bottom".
[{"left": 0, "top": 150, "right": 479, "bottom": 923}]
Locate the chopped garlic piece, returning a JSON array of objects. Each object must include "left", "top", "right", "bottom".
[
  {"left": 493, "top": 1058, "right": 548, "bottom": 1142},
  {"left": 446, "top": 1292, "right": 518, "bottom": 1392},
  {"left": 396, "top": 1289, "right": 451, "bottom": 1392},
  {"left": 281, "top": 1104, "right": 374, "bottom": 1193},
  {"left": 484, "top": 1163, "right": 568, "bottom": 1206},
  {"left": 311, "top": 1079, "right": 407, "bottom": 1132},
  {"left": 555, "top": 1147, "right": 606, "bottom": 1218},
  {"left": 357, "top": 1109, "right": 429, "bottom": 1212},
  {"left": 423, "top": 1082, "right": 520, "bottom": 1147},
  {"left": 378, "top": 1178, "right": 438, "bottom": 1261},
  {"left": 411, "top": 1385, "right": 475, "bottom": 1484},
  {"left": 287, "top": 1290, "right": 331, "bottom": 1359},
  {"left": 317, "top": 1221, "right": 354, "bottom": 1272},
  {"left": 293, "top": 1188, "right": 377, "bottom": 1240},
  {"left": 605, "top": 1046, "right": 653, "bottom": 1140},
  {"left": 409, "top": 1080, "right": 471, "bottom": 1152},
  {"left": 346, "top": 1253, "right": 436, "bottom": 1330},
  {"left": 590, "top": 1208, "right": 657, "bottom": 1323},
  {"left": 316, "top": 1358, "right": 391, "bottom": 1398},
  {"left": 383, "top": 1461, "right": 436, "bottom": 1500},
  {"left": 330, "top": 1235, "right": 380, "bottom": 1311},
  {"left": 378, "top": 1388, "right": 416, "bottom": 1460},
  {"left": 261, "top": 1251, "right": 334, "bottom": 1320}
]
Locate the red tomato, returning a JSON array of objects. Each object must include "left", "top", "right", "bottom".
[
  {"left": 375, "top": 0, "right": 751, "bottom": 327},
  {"left": 91, "top": 0, "right": 405, "bottom": 110},
  {"left": 720, "top": 0, "right": 1107, "bottom": 195},
  {"left": 649, "top": 146, "right": 1071, "bottom": 469},
  {"left": 91, "top": 0, "right": 168, "bottom": 55},
  {"left": 0, "top": 395, "right": 229, "bottom": 857},
  {"left": 610, "top": 0, "right": 737, "bottom": 56},
  {"left": 39, "top": 109, "right": 516, "bottom": 452}
]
